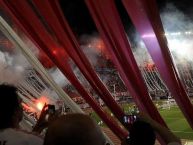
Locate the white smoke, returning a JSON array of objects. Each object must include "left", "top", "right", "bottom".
[
  {"left": 132, "top": 3, "right": 193, "bottom": 66},
  {"left": 40, "top": 89, "right": 60, "bottom": 106},
  {"left": 0, "top": 32, "right": 42, "bottom": 85},
  {"left": 79, "top": 34, "right": 101, "bottom": 66},
  {"left": 48, "top": 67, "right": 70, "bottom": 88},
  {"left": 0, "top": 50, "right": 27, "bottom": 85},
  {"left": 80, "top": 33, "right": 110, "bottom": 65},
  {"left": 132, "top": 35, "right": 153, "bottom": 66},
  {"left": 161, "top": 4, "right": 193, "bottom": 32},
  {"left": 160, "top": 4, "right": 193, "bottom": 63}
]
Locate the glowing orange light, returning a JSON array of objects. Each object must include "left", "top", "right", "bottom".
[
  {"left": 37, "top": 102, "right": 44, "bottom": 111},
  {"left": 52, "top": 50, "right": 57, "bottom": 55},
  {"left": 97, "top": 44, "right": 102, "bottom": 49},
  {"left": 22, "top": 102, "right": 35, "bottom": 112},
  {"left": 145, "top": 62, "right": 155, "bottom": 71},
  {"left": 36, "top": 96, "right": 49, "bottom": 111}
]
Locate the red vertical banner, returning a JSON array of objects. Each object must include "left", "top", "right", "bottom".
[
  {"left": 85, "top": 0, "right": 166, "bottom": 126},
  {"left": 1, "top": 0, "right": 128, "bottom": 138},
  {"left": 32, "top": 0, "right": 130, "bottom": 129},
  {"left": 122, "top": 0, "right": 193, "bottom": 129}
]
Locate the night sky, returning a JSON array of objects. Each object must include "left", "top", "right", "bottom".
[{"left": 59, "top": 0, "right": 193, "bottom": 38}]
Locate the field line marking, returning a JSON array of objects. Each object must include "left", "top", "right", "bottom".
[{"left": 172, "top": 131, "right": 193, "bottom": 134}]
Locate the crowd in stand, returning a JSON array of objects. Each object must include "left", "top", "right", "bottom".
[
  {"left": 0, "top": 84, "right": 182, "bottom": 145},
  {"left": 63, "top": 70, "right": 129, "bottom": 106}
]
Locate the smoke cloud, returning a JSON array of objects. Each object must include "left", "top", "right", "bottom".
[
  {"left": 48, "top": 67, "right": 70, "bottom": 88},
  {"left": 132, "top": 35, "right": 153, "bottom": 66},
  {"left": 80, "top": 33, "right": 110, "bottom": 66},
  {"left": 0, "top": 50, "right": 27, "bottom": 85},
  {"left": 132, "top": 3, "right": 193, "bottom": 66},
  {"left": 161, "top": 4, "right": 193, "bottom": 63}
]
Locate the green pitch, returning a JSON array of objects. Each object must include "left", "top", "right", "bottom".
[
  {"left": 123, "top": 103, "right": 193, "bottom": 140},
  {"left": 89, "top": 104, "right": 193, "bottom": 140},
  {"left": 159, "top": 106, "right": 193, "bottom": 140}
]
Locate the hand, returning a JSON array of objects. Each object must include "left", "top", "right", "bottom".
[
  {"left": 32, "top": 104, "right": 48, "bottom": 133},
  {"left": 32, "top": 104, "right": 60, "bottom": 134}
]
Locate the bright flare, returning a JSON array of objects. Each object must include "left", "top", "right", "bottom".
[
  {"left": 168, "top": 38, "right": 192, "bottom": 59},
  {"left": 37, "top": 102, "right": 44, "bottom": 111}
]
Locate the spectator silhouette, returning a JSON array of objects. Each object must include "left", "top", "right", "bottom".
[
  {"left": 122, "top": 113, "right": 181, "bottom": 145},
  {"left": 126, "top": 120, "right": 156, "bottom": 145},
  {"left": 44, "top": 114, "right": 107, "bottom": 145},
  {"left": 0, "top": 84, "right": 43, "bottom": 145}
]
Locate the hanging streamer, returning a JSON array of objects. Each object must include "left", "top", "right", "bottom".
[
  {"left": 85, "top": 0, "right": 166, "bottom": 125},
  {"left": 0, "top": 11, "right": 115, "bottom": 145},
  {"left": 32, "top": 0, "right": 129, "bottom": 129},
  {"left": 122, "top": 0, "right": 193, "bottom": 129},
  {"left": 85, "top": 0, "right": 167, "bottom": 143},
  {"left": 1, "top": 0, "right": 127, "bottom": 139}
]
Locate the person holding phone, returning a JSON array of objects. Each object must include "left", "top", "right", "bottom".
[
  {"left": 32, "top": 104, "right": 57, "bottom": 134},
  {"left": 0, "top": 84, "right": 43, "bottom": 145}
]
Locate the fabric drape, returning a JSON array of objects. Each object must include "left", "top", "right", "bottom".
[
  {"left": 32, "top": 0, "right": 129, "bottom": 129},
  {"left": 122, "top": 0, "right": 193, "bottom": 129},
  {"left": 1, "top": 0, "right": 127, "bottom": 139},
  {"left": 85, "top": 0, "right": 166, "bottom": 126}
]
